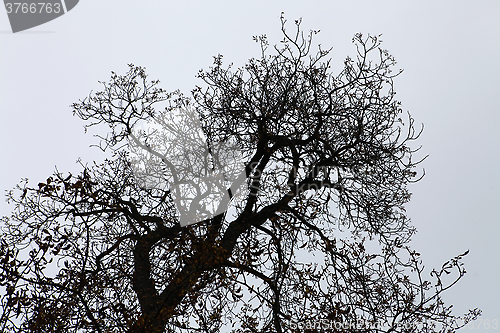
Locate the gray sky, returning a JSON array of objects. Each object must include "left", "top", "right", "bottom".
[{"left": 1, "top": 1, "right": 499, "bottom": 330}]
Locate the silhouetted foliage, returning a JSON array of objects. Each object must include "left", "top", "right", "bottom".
[{"left": 0, "top": 16, "right": 480, "bottom": 333}]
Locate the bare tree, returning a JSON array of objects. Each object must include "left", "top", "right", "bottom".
[{"left": 0, "top": 16, "right": 480, "bottom": 333}]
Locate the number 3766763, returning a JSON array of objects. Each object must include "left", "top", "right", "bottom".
[{"left": 5, "top": 3, "right": 62, "bottom": 14}]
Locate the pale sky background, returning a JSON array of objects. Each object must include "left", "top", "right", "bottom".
[{"left": 0, "top": 1, "right": 499, "bottom": 330}]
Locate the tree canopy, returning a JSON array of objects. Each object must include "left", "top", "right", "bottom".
[{"left": 0, "top": 16, "right": 480, "bottom": 333}]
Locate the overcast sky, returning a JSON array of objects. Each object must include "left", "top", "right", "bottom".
[{"left": 1, "top": 1, "right": 499, "bottom": 330}]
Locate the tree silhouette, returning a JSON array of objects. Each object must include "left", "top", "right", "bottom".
[{"left": 0, "top": 16, "right": 480, "bottom": 333}]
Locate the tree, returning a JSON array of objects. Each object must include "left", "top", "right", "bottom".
[{"left": 0, "top": 16, "right": 480, "bottom": 333}]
